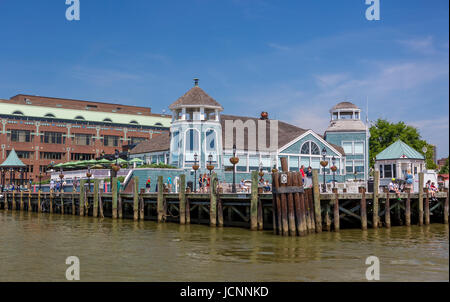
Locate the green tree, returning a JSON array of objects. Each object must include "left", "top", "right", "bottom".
[
  {"left": 439, "top": 158, "right": 449, "bottom": 174},
  {"left": 369, "top": 119, "right": 437, "bottom": 170}
]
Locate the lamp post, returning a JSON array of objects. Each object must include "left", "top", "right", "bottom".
[
  {"left": 207, "top": 153, "right": 215, "bottom": 176},
  {"left": 1, "top": 168, "right": 5, "bottom": 192},
  {"left": 320, "top": 147, "right": 328, "bottom": 193},
  {"left": 192, "top": 153, "right": 199, "bottom": 192},
  {"left": 229, "top": 144, "right": 239, "bottom": 193},
  {"left": 354, "top": 170, "right": 358, "bottom": 181},
  {"left": 259, "top": 162, "right": 265, "bottom": 183},
  {"left": 86, "top": 166, "right": 92, "bottom": 193},
  {"left": 331, "top": 156, "right": 337, "bottom": 188}
]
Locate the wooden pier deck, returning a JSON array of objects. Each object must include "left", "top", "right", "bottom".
[{"left": 0, "top": 171, "right": 448, "bottom": 236}]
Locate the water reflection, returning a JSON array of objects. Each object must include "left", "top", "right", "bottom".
[{"left": 0, "top": 211, "right": 448, "bottom": 282}]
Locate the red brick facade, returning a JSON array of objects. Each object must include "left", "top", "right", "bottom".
[{"left": 0, "top": 95, "right": 169, "bottom": 184}]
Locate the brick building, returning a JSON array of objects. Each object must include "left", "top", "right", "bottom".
[{"left": 0, "top": 94, "right": 171, "bottom": 184}]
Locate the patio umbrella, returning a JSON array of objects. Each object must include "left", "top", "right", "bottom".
[{"left": 129, "top": 158, "right": 143, "bottom": 163}]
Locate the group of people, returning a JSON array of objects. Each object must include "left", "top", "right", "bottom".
[
  {"left": 50, "top": 179, "right": 66, "bottom": 192},
  {"left": 426, "top": 180, "right": 439, "bottom": 201}
]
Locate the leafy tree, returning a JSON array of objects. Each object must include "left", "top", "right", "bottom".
[
  {"left": 369, "top": 119, "right": 437, "bottom": 170},
  {"left": 439, "top": 158, "right": 449, "bottom": 174}
]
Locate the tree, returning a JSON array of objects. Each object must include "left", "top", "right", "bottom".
[
  {"left": 369, "top": 119, "right": 437, "bottom": 170},
  {"left": 439, "top": 158, "right": 449, "bottom": 174}
]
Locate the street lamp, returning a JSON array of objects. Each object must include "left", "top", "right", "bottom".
[
  {"left": 86, "top": 166, "right": 92, "bottom": 193},
  {"left": 320, "top": 147, "right": 328, "bottom": 193},
  {"left": 192, "top": 153, "right": 199, "bottom": 192},
  {"left": 38, "top": 171, "right": 43, "bottom": 192},
  {"left": 1, "top": 168, "right": 5, "bottom": 192},
  {"left": 331, "top": 156, "right": 337, "bottom": 188},
  {"left": 207, "top": 153, "right": 215, "bottom": 176},
  {"left": 229, "top": 144, "right": 239, "bottom": 193}
]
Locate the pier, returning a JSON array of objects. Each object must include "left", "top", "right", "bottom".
[{"left": 1, "top": 168, "right": 448, "bottom": 236}]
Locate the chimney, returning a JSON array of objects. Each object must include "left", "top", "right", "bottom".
[{"left": 194, "top": 78, "right": 199, "bottom": 87}]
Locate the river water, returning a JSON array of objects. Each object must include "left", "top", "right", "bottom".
[{"left": 0, "top": 211, "right": 448, "bottom": 282}]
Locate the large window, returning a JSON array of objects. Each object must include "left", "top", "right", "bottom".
[
  {"left": 354, "top": 142, "right": 364, "bottom": 154},
  {"left": 289, "top": 156, "right": 299, "bottom": 172},
  {"left": 71, "top": 153, "right": 94, "bottom": 161},
  {"left": 248, "top": 156, "right": 260, "bottom": 172},
  {"left": 41, "top": 132, "right": 65, "bottom": 144},
  {"left": 343, "top": 142, "right": 353, "bottom": 154},
  {"left": 301, "top": 141, "right": 320, "bottom": 155},
  {"left": 40, "top": 152, "right": 64, "bottom": 160},
  {"left": 171, "top": 131, "right": 180, "bottom": 165},
  {"left": 74, "top": 134, "right": 93, "bottom": 146},
  {"left": 185, "top": 129, "right": 199, "bottom": 162},
  {"left": 7, "top": 150, "right": 31, "bottom": 159},
  {"left": 103, "top": 135, "right": 119, "bottom": 147},
  {"left": 10, "top": 130, "right": 31, "bottom": 142},
  {"left": 130, "top": 137, "right": 147, "bottom": 145}
]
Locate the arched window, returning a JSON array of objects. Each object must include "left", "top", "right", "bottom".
[
  {"left": 154, "top": 122, "right": 163, "bottom": 127},
  {"left": 75, "top": 116, "right": 85, "bottom": 120},
  {"left": 311, "top": 142, "right": 320, "bottom": 155},
  {"left": 45, "top": 113, "right": 56, "bottom": 118},
  {"left": 12, "top": 111, "right": 24, "bottom": 115},
  {"left": 301, "top": 141, "right": 320, "bottom": 155},
  {"left": 103, "top": 118, "right": 112, "bottom": 123},
  {"left": 206, "top": 129, "right": 216, "bottom": 152},
  {"left": 130, "top": 120, "right": 139, "bottom": 125}
]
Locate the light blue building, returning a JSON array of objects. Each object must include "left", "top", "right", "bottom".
[{"left": 130, "top": 81, "right": 369, "bottom": 187}]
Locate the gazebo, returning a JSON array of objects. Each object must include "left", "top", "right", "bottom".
[
  {"left": 0, "top": 149, "right": 27, "bottom": 191},
  {"left": 374, "top": 140, "right": 425, "bottom": 184}
]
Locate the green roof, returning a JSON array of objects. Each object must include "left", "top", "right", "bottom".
[
  {"left": 376, "top": 140, "right": 425, "bottom": 160},
  {"left": 0, "top": 102, "right": 171, "bottom": 127},
  {"left": 0, "top": 149, "right": 26, "bottom": 167}
]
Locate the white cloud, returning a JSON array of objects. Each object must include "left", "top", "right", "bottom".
[{"left": 398, "top": 36, "right": 436, "bottom": 55}]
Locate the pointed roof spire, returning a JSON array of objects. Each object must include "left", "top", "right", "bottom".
[
  {"left": 194, "top": 78, "right": 199, "bottom": 87},
  {"left": 169, "top": 80, "right": 223, "bottom": 111},
  {"left": 0, "top": 149, "right": 26, "bottom": 167}
]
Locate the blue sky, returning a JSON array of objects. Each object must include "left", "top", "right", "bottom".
[{"left": 0, "top": 0, "right": 448, "bottom": 157}]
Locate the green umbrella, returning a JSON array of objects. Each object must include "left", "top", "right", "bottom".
[
  {"left": 54, "top": 163, "right": 64, "bottom": 168},
  {"left": 129, "top": 158, "right": 143, "bottom": 163},
  {"left": 97, "top": 158, "right": 112, "bottom": 165}
]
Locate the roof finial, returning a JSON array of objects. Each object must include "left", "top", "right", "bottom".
[{"left": 194, "top": 78, "right": 199, "bottom": 87}]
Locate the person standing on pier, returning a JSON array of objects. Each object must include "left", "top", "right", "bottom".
[
  {"left": 167, "top": 176, "right": 172, "bottom": 193},
  {"left": 146, "top": 177, "right": 151, "bottom": 193},
  {"left": 405, "top": 170, "right": 414, "bottom": 192}
]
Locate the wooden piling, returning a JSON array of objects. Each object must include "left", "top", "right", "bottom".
[
  {"left": 157, "top": 176, "right": 164, "bottom": 223},
  {"left": 37, "top": 190, "right": 41, "bottom": 213},
  {"left": 12, "top": 191, "right": 16, "bottom": 211},
  {"left": 273, "top": 172, "right": 282, "bottom": 235},
  {"left": 79, "top": 180, "right": 86, "bottom": 216},
  {"left": 418, "top": 172, "right": 424, "bottom": 226},
  {"left": 179, "top": 174, "right": 186, "bottom": 224},
  {"left": 286, "top": 172, "right": 297, "bottom": 236},
  {"left": 385, "top": 189, "right": 391, "bottom": 228},
  {"left": 249, "top": 171, "right": 258, "bottom": 230},
  {"left": 293, "top": 173, "right": 305, "bottom": 236},
  {"left": 444, "top": 188, "right": 449, "bottom": 225},
  {"left": 99, "top": 188, "right": 104, "bottom": 218},
  {"left": 118, "top": 193, "right": 123, "bottom": 219},
  {"left": 20, "top": 191, "right": 23, "bottom": 211},
  {"left": 424, "top": 188, "right": 430, "bottom": 225},
  {"left": 405, "top": 188, "right": 411, "bottom": 226},
  {"left": 257, "top": 194, "right": 263, "bottom": 230},
  {"left": 210, "top": 173, "right": 218, "bottom": 227},
  {"left": 359, "top": 187, "right": 367, "bottom": 230},
  {"left": 71, "top": 192, "right": 75, "bottom": 215},
  {"left": 279, "top": 175, "right": 289, "bottom": 235},
  {"left": 28, "top": 191, "right": 31, "bottom": 211},
  {"left": 139, "top": 189, "right": 145, "bottom": 220},
  {"left": 217, "top": 195, "right": 224, "bottom": 227},
  {"left": 186, "top": 195, "right": 191, "bottom": 224},
  {"left": 325, "top": 203, "right": 331, "bottom": 232},
  {"left": 307, "top": 188, "right": 316, "bottom": 232},
  {"left": 373, "top": 171, "right": 380, "bottom": 228},
  {"left": 93, "top": 180, "right": 99, "bottom": 218},
  {"left": 60, "top": 192, "right": 64, "bottom": 214},
  {"left": 111, "top": 178, "right": 117, "bottom": 219},
  {"left": 133, "top": 177, "right": 139, "bottom": 221},
  {"left": 332, "top": 188, "right": 339, "bottom": 231},
  {"left": 49, "top": 191, "right": 53, "bottom": 214},
  {"left": 312, "top": 169, "right": 322, "bottom": 233}
]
